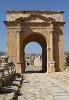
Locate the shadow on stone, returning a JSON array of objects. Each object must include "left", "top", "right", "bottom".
[
  {"left": 25, "top": 70, "right": 44, "bottom": 73},
  {"left": 0, "top": 87, "right": 16, "bottom": 94}
]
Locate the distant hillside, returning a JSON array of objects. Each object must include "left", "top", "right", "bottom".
[{"left": 0, "top": 52, "right": 6, "bottom": 57}]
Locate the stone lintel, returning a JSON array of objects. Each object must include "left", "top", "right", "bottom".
[{"left": 50, "top": 61, "right": 55, "bottom": 72}]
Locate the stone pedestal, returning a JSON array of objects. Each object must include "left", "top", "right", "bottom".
[
  {"left": 17, "top": 61, "right": 22, "bottom": 73},
  {"left": 50, "top": 61, "right": 55, "bottom": 72}
]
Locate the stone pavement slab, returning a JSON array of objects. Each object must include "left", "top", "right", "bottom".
[{"left": 18, "top": 72, "right": 69, "bottom": 100}]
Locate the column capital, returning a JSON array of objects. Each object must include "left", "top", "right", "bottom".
[
  {"left": 17, "top": 30, "right": 21, "bottom": 33},
  {"left": 49, "top": 61, "right": 55, "bottom": 72},
  {"left": 17, "top": 61, "right": 22, "bottom": 64},
  {"left": 50, "top": 30, "right": 54, "bottom": 33},
  {"left": 47, "top": 47, "right": 51, "bottom": 51},
  {"left": 49, "top": 22, "right": 54, "bottom": 33},
  {"left": 49, "top": 21, "right": 54, "bottom": 26}
]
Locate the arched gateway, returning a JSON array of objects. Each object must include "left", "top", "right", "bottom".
[{"left": 4, "top": 10, "right": 65, "bottom": 73}]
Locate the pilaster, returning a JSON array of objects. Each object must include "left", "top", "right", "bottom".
[
  {"left": 16, "top": 30, "right": 22, "bottom": 73},
  {"left": 49, "top": 22, "right": 55, "bottom": 72}
]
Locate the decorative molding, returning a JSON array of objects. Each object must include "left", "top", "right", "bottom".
[
  {"left": 15, "top": 14, "right": 56, "bottom": 22},
  {"left": 47, "top": 48, "right": 51, "bottom": 51},
  {"left": 4, "top": 13, "right": 65, "bottom": 27},
  {"left": 4, "top": 21, "right": 18, "bottom": 26},
  {"left": 4, "top": 21, "right": 65, "bottom": 28},
  {"left": 53, "top": 22, "right": 65, "bottom": 26},
  {"left": 4, "top": 21, "right": 50, "bottom": 27},
  {"left": 6, "top": 10, "right": 64, "bottom": 14}
]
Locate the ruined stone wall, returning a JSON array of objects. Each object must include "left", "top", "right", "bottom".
[{"left": 34, "top": 56, "right": 41, "bottom": 66}]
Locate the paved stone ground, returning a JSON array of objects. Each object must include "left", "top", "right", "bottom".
[
  {"left": 25, "top": 65, "right": 42, "bottom": 72},
  {"left": 18, "top": 71, "right": 69, "bottom": 100}
]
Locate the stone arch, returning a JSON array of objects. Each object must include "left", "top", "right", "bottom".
[
  {"left": 4, "top": 10, "right": 65, "bottom": 73},
  {"left": 21, "top": 33, "right": 47, "bottom": 73},
  {"left": 23, "top": 32, "right": 46, "bottom": 48}
]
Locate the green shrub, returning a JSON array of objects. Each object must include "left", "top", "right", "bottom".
[{"left": 66, "top": 56, "right": 69, "bottom": 66}]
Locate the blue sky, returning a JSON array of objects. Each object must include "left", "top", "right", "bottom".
[{"left": 0, "top": 0, "right": 69, "bottom": 53}]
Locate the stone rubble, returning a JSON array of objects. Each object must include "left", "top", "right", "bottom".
[{"left": 0, "top": 74, "right": 23, "bottom": 100}]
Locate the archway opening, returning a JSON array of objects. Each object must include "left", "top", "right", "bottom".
[
  {"left": 24, "top": 42, "right": 42, "bottom": 73},
  {"left": 22, "top": 33, "right": 47, "bottom": 73}
]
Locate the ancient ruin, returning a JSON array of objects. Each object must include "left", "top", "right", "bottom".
[
  {"left": 0, "top": 56, "right": 16, "bottom": 87},
  {"left": 25, "top": 54, "right": 42, "bottom": 67},
  {"left": 4, "top": 10, "right": 65, "bottom": 73}
]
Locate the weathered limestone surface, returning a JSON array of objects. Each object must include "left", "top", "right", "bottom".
[
  {"left": 18, "top": 71, "right": 69, "bottom": 100},
  {"left": 6, "top": 11, "right": 64, "bottom": 22},
  {"left": 4, "top": 10, "right": 65, "bottom": 73}
]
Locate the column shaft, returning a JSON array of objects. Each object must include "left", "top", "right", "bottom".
[
  {"left": 50, "top": 30, "right": 54, "bottom": 61},
  {"left": 17, "top": 31, "right": 21, "bottom": 63},
  {"left": 50, "top": 23, "right": 55, "bottom": 72},
  {"left": 16, "top": 31, "right": 22, "bottom": 73}
]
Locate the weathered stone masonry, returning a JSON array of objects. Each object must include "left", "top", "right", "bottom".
[{"left": 4, "top": 10, "right": 65, "bottom": 73}]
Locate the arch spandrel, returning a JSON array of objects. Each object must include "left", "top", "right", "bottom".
[{"left": 22, "top": 32, "right": 47, "bottom": 48}]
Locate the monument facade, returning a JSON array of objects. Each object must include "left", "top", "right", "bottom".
[{"left": 4, "top": 10, "right": 65, "bottom": 73}]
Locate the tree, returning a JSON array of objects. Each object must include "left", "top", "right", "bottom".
[{"left": 66, "top": 55, "right": 69, "bottom": 66}]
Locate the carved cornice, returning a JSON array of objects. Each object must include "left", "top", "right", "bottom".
[
  {"left": 53, "top": 22, "right": 65, "bottom": 26},
  {"left": 4, "top": 21, "right": 50, "bottom": 27},
  {"left": 6, "top": 10, "right": 64, "bottom": 14},
  {"left": 4, "top": 21, "right": 17, "bottom": 26},
  {"left": 4, "top": 20, "right": 65, "bottom": 27}
]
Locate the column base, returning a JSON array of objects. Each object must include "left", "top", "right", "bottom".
[
  {"left": 16, "top": 61, "right": 22, "bottom": 73},
  {"left": 49, "top": 61, "right": 55, "bottom": 72}
]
